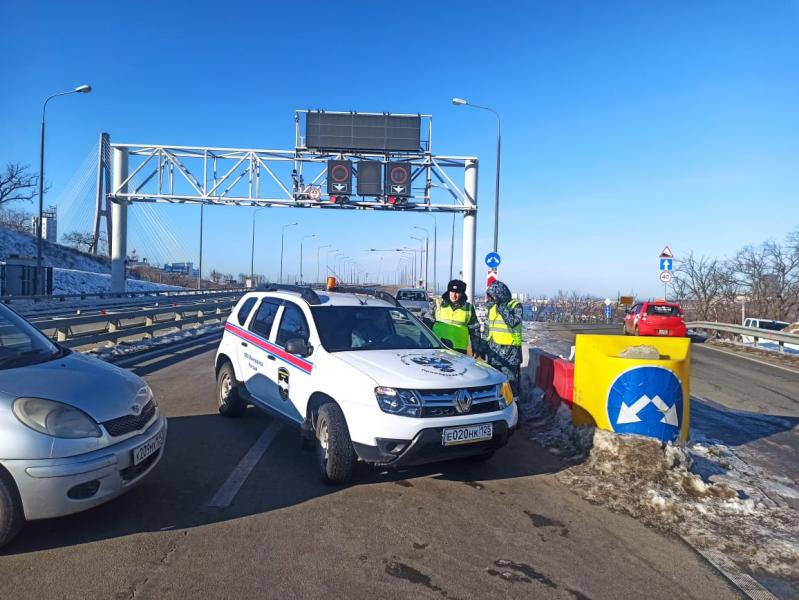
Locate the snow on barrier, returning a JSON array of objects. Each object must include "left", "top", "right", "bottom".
[{"left": 523, "top": 345, "right": 573, "bottom": 411}]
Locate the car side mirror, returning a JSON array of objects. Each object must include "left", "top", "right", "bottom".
[
  {"left": 286, "top": 338, "right": 312, "bottom": 357},
  {"left": 440, "top": 339, "right": 454, "bottom": 349}
]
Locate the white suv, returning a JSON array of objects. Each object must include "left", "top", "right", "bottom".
[{"left": 214, "top": 285, "right": 517, "bottom": 483}]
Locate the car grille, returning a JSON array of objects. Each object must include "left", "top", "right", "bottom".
[
  {"left": 102, "top": 401, "right": 156, "bottom": 437},
  {"left": 414, "top": 385, "right": 500, "bottom": 418}
]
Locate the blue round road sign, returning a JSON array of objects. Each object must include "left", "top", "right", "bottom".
[
  {"left": 606, "top": 366, "right": 683, "bottom": 442},
  {"left": 485, "top": 252, "right": 501, "bottom": 268}
]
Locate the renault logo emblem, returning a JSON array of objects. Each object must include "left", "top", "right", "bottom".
[
  {"left": 130, "top": 404, "right": 141, "bottom": 416},
  {"left": 454, "top": 390, "right": 473, "bottom": 414}
]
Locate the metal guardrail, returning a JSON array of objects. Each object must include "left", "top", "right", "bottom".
[
  {"left": 688, "top": 321, "right": 799, "bottom": 353},
  {"left": 33, "top": 299, "right": 237, "bottom": 348}
]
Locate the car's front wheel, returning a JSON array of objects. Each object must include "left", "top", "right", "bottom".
[
  {"left": 217, "top": 362, "right": 247, "bottom": 418},
  {"left": 315, "top": 402, "right": 355, "bottom": 484},
  {"left": 0, "top": 469, "right": 24, "bottom": 550}
]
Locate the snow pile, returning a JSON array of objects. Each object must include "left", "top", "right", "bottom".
[
  {"left": 618, "top": 344, "right": 659, "bottom": 359},
  {"left": 53, "top": 268, "right": 182, "bottom": 295},
  {"left": 91, "top": 322, "right": 224, "bottom": 361},
  {"left": 559, "top": 430, "right": 798, "bottom": 577},
  {"left": 520, "top": 389, "right": 592, "bottom": 461},
  {"left": 519, "top": 389, "right": 799, "bottom": 578}
]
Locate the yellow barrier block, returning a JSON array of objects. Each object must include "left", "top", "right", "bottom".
[{"left": 573, "top": 335, "right": 690, "bottom": 442}]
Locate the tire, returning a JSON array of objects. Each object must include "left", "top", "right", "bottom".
[
  {"left": 315, "top": 402, "right": 355, "bottom": 484},
  {"left": 217, "top": 362, "right": 247, "bottom": 418},
  {"left": 0, "top": 469, "right": 24, "bottom": 550}
]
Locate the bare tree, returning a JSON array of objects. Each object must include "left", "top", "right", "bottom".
[
  {"left": 0, "top": 163, "right": 44, "bottom": 206},
  {"left": 672, "top": 253, "right": 725, "bottom": 320},
  {"left": 0, "top": 207, "right": 33, "bottom": 232},
  {"left": 62, "top": 231, "right": 97, "bottom": 253},
  {"left": 761, "top": 239, "right": 799, "bottom": 321}
]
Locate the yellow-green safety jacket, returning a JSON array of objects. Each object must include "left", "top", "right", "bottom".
[
  {"left": 487, "top": 300, "right": 522, "bottom": 346},
  {"left": 433, "top": 299, "right": 473, "bottom": 351}
]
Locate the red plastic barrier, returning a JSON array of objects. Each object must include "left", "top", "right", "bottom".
[
  {"left": 535, "top": 354, "right": 555, "bottom": 391},
  {"left": 553, "top": 359, "right": 574, "bottom": 407}
]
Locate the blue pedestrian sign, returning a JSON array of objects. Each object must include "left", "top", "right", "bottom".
[
  {"left": 603, "top": 305, "right": 612, "bottom": 318},
  {"left": 660, "top": 258, "right": 673, "bottom": 271},
  {"left": 485, "top": 252, "right": 501, "bottom": 268},
  {"left": 606, "top": 366, "right": 683, "bottom": 442}
]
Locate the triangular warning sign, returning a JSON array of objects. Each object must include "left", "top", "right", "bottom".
[{"left": 659, "top": 245, "right": 674, "bottom": 259}]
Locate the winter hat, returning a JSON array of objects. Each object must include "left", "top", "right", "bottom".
[{"left": 447, "top": 279, "right": 466, "bottom": 294}]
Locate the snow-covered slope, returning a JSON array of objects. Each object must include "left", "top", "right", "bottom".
[
  {"left": 0, "top": 225, "right": 183, "bottom": 294},
  {"left": 0, "top": 225, "right": 110, "bottom": 272},
  {"left": 53, "top": 268, "right": 182, "bottom": 294}
]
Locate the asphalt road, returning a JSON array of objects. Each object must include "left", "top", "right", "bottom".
[{"left": 0, "top": 341, "right": 740, "bottom": 600}]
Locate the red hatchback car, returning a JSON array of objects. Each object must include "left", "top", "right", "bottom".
[{"left": 623, "top": 301, "right": 687, "bottom": 337}]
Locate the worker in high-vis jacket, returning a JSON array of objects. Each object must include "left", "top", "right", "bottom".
[
  {"left": 432, "top": 279, "right": 481, "bottom": 354},
  {"left": 484, "top": 280, "right": 523, "bottom": 397}
]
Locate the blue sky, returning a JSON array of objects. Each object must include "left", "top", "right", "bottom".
[{"left": 1, "top": 0, "right": 797, "bottom": 297}]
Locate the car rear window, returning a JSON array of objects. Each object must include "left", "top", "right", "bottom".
[
  {"left": 758, "top": 321, "right": 788, "bottom": 331},
  {"left": 646, "top": 304, "right": 680, "bottom": 316},
  {"left": 397, "top": 290, "right": 427, "bottom": 301}
]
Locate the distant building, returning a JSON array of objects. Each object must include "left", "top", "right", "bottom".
[
  {"left": 31, "top": 206, "right": 57, "bottom": 243},
  {"left": 162, "top": 262, "right": 199, "bottom": 277},
  {"left": 126, "top": 250, "right": 149, "bottom": 271}
]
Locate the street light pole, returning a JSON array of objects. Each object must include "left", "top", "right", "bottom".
[
  {"left": 299, "top": 234, "right": 315, "bottom": 284},
  {"left": 250, "top": 207, "right": 268, "bottom": 285},
  {"left": 413, "top": 226, "right": 429, "bottom": 292},
  {"left": 326, "top": 249, "right": 338, "bottom": 279},
  {"left": 426, "top": 214, "right": 438, "bottom": 292},
  {"left": 452, "top": 97, "right": 501, "bottom": 253},
  {"left": 279, "top": 222, "right": 298, "bottom": 283},
  {"left": 37, "top": 84, "right": 92, "bottom": 294},
  {"left": 411, "top": 236, "right": 425, "bottom": 288},
  {"left": 316, "top": 244, "right": 332, "bottom": 284}
]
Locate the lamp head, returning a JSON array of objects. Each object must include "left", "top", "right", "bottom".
[
  {"left": 451, "top": 97, "right": 468, "bottom": 106},
  {"left": 75, "top": 84, "right": 92, "bottom": 93}
]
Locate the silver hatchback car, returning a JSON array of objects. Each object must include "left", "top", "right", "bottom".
[{"left": 0, "top": 304, "right": 167, "bottom": 549}]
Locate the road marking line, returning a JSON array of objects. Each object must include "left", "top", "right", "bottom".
[
  {"left": 695, "top": 344, "right": 799, "bottom": 375},
  {"left": 207, "top": 420, "right": 282, "bottom": 508},
  {"left": 685, "top": 544, "right": 778, "bottom": 600}
]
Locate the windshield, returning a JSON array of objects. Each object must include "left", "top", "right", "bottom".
[
  {"left": 397, "top": 290, "right": 427, "bottom": 302},
  {"left": 311, "top": 306, "right": 441, "bottom": 352},
  {"left": 0, "top": 305, "right": 63, "bottom": 370},
  {"left": 646, "top": 304, "right": 680, "bottom": 316}
]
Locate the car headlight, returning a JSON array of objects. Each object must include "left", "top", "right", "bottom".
[
  {"left": 375, "top": 387, "right": 421, "bottom": 418},
  {"left": 499, "top": 382, "right": 514, "bottom": 408},
  {"left": 137, "top": 384, "right": 156, "bottom": 408},
  {"left": 12, "top": 397, "right": 102, "bottom": 438}
]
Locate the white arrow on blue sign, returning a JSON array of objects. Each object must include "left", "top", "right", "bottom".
[
  {"left": 606, "top": 366, "right": 683, "bottom": 442},
  {"left": 660, "top": 258, "right": 673, "bottom": 271},
  {"left": 485, "top": 252, "right": 501, "bottom": 268}
]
